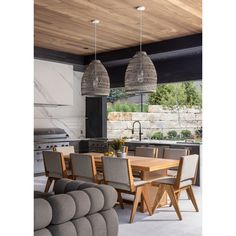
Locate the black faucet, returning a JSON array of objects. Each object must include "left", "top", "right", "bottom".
[{"left": 132, "top": 121, "right": 143, "bottom": 141}]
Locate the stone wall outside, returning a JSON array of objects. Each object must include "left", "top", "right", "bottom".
[{"left": 107, "top": 105, "right": 202, "bottom": 139}]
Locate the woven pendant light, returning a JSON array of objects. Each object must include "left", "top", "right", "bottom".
[
  {"left": 81, "top": 20, "right": 110, "bottom": 96},
  {"left": 125, "top": 6, "right": 157, "bottom": 94}
]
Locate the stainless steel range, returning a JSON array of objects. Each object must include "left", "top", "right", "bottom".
[{"left": 34, "top": 128, "right": 70, "bottom": 176}]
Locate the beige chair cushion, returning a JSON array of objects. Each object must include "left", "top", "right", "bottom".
[
  {"left": 134, "top": 180, "right": 148, "bottom": 187},
  {"left": 167, "top": 169, "right": 177, "bottom": 177},
  {"left": 108, "top": 183, "right": 131, "bottom": 191},
  {"left": 153, "top": 176, "right": 193, "bottom": 188},
  {"left": 107, "top": 179, "right": 148, "bottom": 191}
]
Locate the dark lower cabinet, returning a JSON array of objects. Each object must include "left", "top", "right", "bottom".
[{"left": 68, "top": 140, "right": 89, "bottom": 153}]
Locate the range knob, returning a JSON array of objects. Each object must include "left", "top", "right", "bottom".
[
  {"left": 38, "top": 146, "right": 41, "bottom": 149},
  {"left": 46, "top": 145, "right": 49, "bottom": 148}
]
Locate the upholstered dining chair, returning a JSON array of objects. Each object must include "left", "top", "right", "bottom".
[
  {"left": 135, "top": 146, "right": 158, "bottom": 158},
  {"left": 163, "top": 148, "right": 190, "bottom": 176},
  {"left": 102, "top": 156, "right": 152, "bottom": 223},
  {"left": 70, "top": 153, "right": 103, "bottom": 183},
  {"left": 151, "top": 154, "right": 199, "bottom": 220},
  {"left": 133, "top": 146, "right": 158, "bottom": 177},
  {"left": 43, "top": 151, "right": 68, "bottom": 193},
  {"left": 54, "top": 146, "right": 75, "bottom": 169}
]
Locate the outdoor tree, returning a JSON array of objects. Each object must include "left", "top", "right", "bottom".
[
  {"left": 148, "top": 81, "right": 202, "bottom": 128},
  {"left": 148, "top": 81, "right": 201, "bottom": 109},
  {"left": 183, "top": 82, "right": 202, "bottom": 108},
  {"left": 107, "top": 88, "right": 127, "bottom": 103}
]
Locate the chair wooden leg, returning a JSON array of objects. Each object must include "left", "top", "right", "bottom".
[
  {"left": 129, "top": 186, "right": 142, "bottom": 223},
  {"left": 152, "top": 184, "right": 165, "bottom": 214},
  {"left": 141, "top": 185, "right": 152, "bottom": 216},
  {"left": 44, "top": 177, "right": 53, "bottom": 193},
  {"left": 169, "top": 190, "right": 181, "bottom": 207},
  {"left": 117, "top": 191, "right": 124, "bottom": 209},
  {"left": 186, "top": 185, "right": 199, "bottom": 212},
  {"left": 165, "top": 185, "right": 182, "bottom": 220}
]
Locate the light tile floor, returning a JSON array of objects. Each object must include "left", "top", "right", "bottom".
[{"left": 34, "top": 176, "right": 201, "bottom": 236}]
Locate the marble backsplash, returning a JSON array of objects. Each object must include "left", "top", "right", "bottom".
[{"left": 34, "top": 70, "right": 86, "bottom": 139}]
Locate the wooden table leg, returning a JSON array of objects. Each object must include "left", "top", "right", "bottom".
[{"left": 140, "top": 169, "right": 168, "bottom": 213}]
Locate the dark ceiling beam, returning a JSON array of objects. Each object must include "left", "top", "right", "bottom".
[
  {"left": 84, "top": 33, "right": 202, "bottom": 64},
  {"left": 103, "top": 46, "right": 202, "bottom": 68},
  {"left": 34, "top": 47, "right": 85, "bottom": 71},
  {"left": 34, "top": 33, "right": 202, "bottom": 86},
  {"left": 107, "top": 52, "right": 202, "bottom": 88}
]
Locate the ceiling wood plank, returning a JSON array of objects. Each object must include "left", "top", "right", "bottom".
[{"left": 34, "top": 0, "right": 202, "bottom": 55}]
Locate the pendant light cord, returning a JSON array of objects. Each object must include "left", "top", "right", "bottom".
[
  {"left": 94, "top": 22, "right": 97, "bottom": 61},
  {"left": 140, "top": 9, "right": 142, "bottom": 52},
  {"left": 93, "top": 21, "right": 97, "bottom": 82}
]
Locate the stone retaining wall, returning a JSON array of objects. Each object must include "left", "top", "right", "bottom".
[{"left": 107, "top": 105, "right": 202, "bottom": 139}]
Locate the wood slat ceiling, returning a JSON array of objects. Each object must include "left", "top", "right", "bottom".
[{"left": 34, "top": 0, "right": 202, "bottom": 55}]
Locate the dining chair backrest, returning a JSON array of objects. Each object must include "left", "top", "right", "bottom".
[
  {"left": 155, "top": 146, "right": 169, "bottom": 158},
  {"left": 163, "top": 148, "right": 189, "bottom": 160},
  {"left": 54, "top": 146, "right": 75, "bottom": 156},
  {"left": 175, "top": 154, "right": 199, "bottom": 188},
  {"left": 43, "top": 151, "right": 67, "bottom": 178},
  {"left": 70, "top": 153, "right": 96, "bottom": 182},
  {"left": 135, "top": 147, "right": 157, "bottom": 158},
  {"left": 102, "top": 157, "right": 134, "bottom": 192},
  {"left": 163, "top": 148, "right": 189, "bottom": 170}
]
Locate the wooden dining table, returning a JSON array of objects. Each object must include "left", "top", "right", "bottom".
[{"left": 64, "top": 152, "right": 179, "bottom": 212}]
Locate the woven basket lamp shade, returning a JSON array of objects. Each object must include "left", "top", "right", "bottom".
[
  {"left": 81, "top": 60, "right": 110, "bottom": 96},
  {"left": 125, "top": 51, "right": 157, "bottom": 94},
  {"left": 81, "top": 19, "right": 110, "bottom": 96}
]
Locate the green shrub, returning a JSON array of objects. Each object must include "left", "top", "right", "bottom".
[
  {"left": 107, "top": 103, "right": 149, "bottom": 113},
  {"left": 107, "top": 107, "right": 114, "bottom": 113},
  {"left": 130, "top": 104, "right": 137, "bottom": 112},
  {"left": 121, "top": 104, "right": 130, "bottom": 112},
  {"left": 181, "top": 130, "right": 192, "bottom": 139},
  {"left": 167, "top": 130, "right": 178, "bottom": 140},
  {"left": 151, "top": 132, "right": 164, "bottom": 140},
  {"left": 113, "top": 103, "right": 121, "bottom": 112}
]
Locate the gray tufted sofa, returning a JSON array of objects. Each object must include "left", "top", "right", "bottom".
[{"left": 34, "top": 179, "right": 119, "bottom": 236}]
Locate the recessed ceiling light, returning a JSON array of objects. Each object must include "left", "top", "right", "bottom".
[
  {"left": 136, "top": 6, "right": 145, "bottom": 11},
  {"left": 91, "top": 19, "right": 100, "bottom": 24}
]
